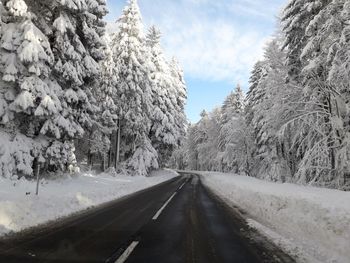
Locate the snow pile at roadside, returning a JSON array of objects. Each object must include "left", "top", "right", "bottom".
[
  {"left": 200, "top": 172, "right": 350, "bottom": 263},
  {"left": 0, "top": 169, "right": 178, "bottom": 237}
]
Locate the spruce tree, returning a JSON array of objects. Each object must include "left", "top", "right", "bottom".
[
  {"left": 245, "top": 39, "right": 290, "bottom": 180},
  {"left": 169, "top": 57, "right": 187, "bottom": 145},
  {"left": 221, "top": 83, "right": 244, "bottom": 125},
  {"left": 0, "top": 0, "right": 57, "bottom": 176},
  {"left": 111, "top": 0, "right": 157, "bottom": 175},
  {"left": 42, "top": 0, "right": 107, "bottom": 169},
  {"left": 282, "top": 0, "right": 327, "bottom": 79},
  {"left": 146, "top": 26, "right": 178, "bottom": 165}
]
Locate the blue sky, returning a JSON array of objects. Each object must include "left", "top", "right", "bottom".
[{"left": 106, "top": 0, "right": 287, "bottom": 123}]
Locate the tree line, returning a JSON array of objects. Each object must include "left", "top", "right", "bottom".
[
  {"left": 172, "top": 0, "right": 350, "bottom": 190},
  {"left": 0, "top": 0, "right": 187, "bottom": 178}
]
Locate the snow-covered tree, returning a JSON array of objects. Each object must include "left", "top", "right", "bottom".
[
  {"left": 1, "top": 0, "right": 54, "bottom": 126},
  {"left": 216, "top": 84, "right": 246, "bottom": 172},
  {"left": 0, "top": 0, "right": 57, "bottom": 177},
  {"left": 111, "top": 0, "right": 156, "bottom": 175},
  {"left": 77, "top": 34, "right": 119, "bottom": 169},
  {"left": 169, "top": 57, "right": 187, "bottom": 142},
  {"left": 282, "top": 0, "right": 326, "bottom": 80},
  {"left": 171, "top": 0, "right": 349, "bottom": 189},
  {"left": 41, "top": 0, "right": 108, "bottom": 170},
  {"left": 126, "top": 135, "right": 158, "bottom": 176},
  {"left": 196, "top": 108, "right": 222, "bottom": 171},
  {"left": 182, "top": 125, "right": 194, "bottom": 170},
  {"left": 245, "top": 61, "right": 268, "bottom": 126},
  {"left": 146, "top": 26, "right": 178, "bottom": 165},
  {"left": 328, "top": 1, "right": 350, "bottom": 88},
  {"left": 46, "top": 0, "right": 106, "bottom": 136},
  {"left": 244, "top": 37, "right": 293, "bottom": 181},
  {"left": 220, "top": 116, "right": 254, "bottom": 175},
  {"left": 221, "top": 84, "right": 244, "bottom": 125},
  {"left": 281, "top": 0, "right": 350, "bottom": 186},
  {"left": 0, "top": 0, "right": 108, "bottom": 177}
]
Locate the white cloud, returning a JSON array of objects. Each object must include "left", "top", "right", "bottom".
[
  {"left": 160, "top": 19, "right": 269, "bottom": 83},
  {"left": 107, "top": 0, "right": 285, "bottom": 84}
]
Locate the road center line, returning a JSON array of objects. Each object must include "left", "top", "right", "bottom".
[
  {"left": 114, "top": 241, "right": 139, "bottom": 263},
  {"left": 152, "top": 192, "right": 177, "bottom": 220},
  {"left": 178, "top": 181, "right": 186, "bottom": 190}
]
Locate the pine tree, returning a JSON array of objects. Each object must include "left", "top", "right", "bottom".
[
  {"left": 77, "top": 34, "right": 119, "bottom": 169},
  {"left": 97, "top": 34, "right": 119, "bottom": 167},
  {"left": 329, "top": 1, "right": 350, "bottom": 88},
  {"left": 1, "top": 0, "right": 54, "bottom": 125},
  {"left": 111, "top": 0, "right": 156, "bottom": 175},
  {"left": 219, "top": 84, "right": 246, "bottom": 172},
  {"left": 0, "top": 0, "right": 107, "bottom": 174},
  {"left": 146, "top": 26, "right": 178, "bottom": 165},
  {"left": 169, "top": 57, "right": 187, "bottom": 144},
  {"left": 220, "top": 115, "right": 254, "bottom": 175},
  {"left": 185, "top": 124, "right": 199, "bottom": 170},
  {"left": 197, "top": 108, "right": 222, "bottom": 171},
  {"left": 221, "top": 83, "right": 244, "bottom": 125},
  {"left": 245, "top": 38, "right": 291, "bottom": 181},
  {"left": 245, "top": 61, "right": 268, "bottom": 126},
  {"left": 0, "top": 0, "right": 59, "bottom": 176},
  {"left": 282, "top": 0, "right": 350, "bottom": 185},
  {"left": 282, "top": 0, "right": 327, "bottom": 80},
  {"left": 42, "top": 0, "right": 107, "bottom": 170}
]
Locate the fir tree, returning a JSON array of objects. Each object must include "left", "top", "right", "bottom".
[
  {"left": 0, "top": 0, "right": 57, "bottom": 176},
  {"left": 169, "top": 57, "right": 187, "bottom": 142},
  {"left": 111, "top": 0, "right": 156, "bottom": 175},
  {"left": 282, "top": 0, "right": 326, "bottom": 80},
  {"left": 146, "top": 26, "right": 178, "bottom": 165},
  {"left": 42, "top": 0, "right": 107, "bottom": 169},
  {"left": 221, "top": 83, "right": 244, "bottom": 125}
]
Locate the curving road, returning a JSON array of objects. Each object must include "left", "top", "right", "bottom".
[{"left": 0, "top": 172, "right": 294, "bottom": 263}]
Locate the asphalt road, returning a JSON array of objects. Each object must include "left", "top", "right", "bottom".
[{"left": 0, "top": 172, "right": 295, "bottom": 263}]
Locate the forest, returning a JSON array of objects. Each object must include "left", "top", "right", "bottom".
[
  {"left": 0, "top": 1, "right": 349, "bottom": 262},
  {"left": 1, "top": 0, "right": 350, "bottom": 191},
  {"left": 172, "top": 0, "right": 350, "bottom": 190},
  {"left": 0, "top": 0, "right": 187, "bottom": 178}
]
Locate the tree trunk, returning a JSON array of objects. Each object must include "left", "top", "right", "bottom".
[
  {"left": 116, "top": 121, "right": 121, "bottom": 167},
  {"left": 101, "top": 153, "right": 106, "bottom": 172},
  {"left": 87, "top": 150, "right": 92, "bottom": 167},
  {"left": 35, "top": 160, "right": 41, "bottom": 195},
  {"left": 108, "top": 133, "right": 113, "bottom": 167},
  {"left": 327, "top": 93, "right": 336, "bottom": 173}
]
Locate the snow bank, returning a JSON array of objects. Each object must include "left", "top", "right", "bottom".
[
  {"left": 0, "top": 169, "right": 178, "bottom": 237},
  {"left": 200, "top": 172, "right": 350, "bottom": 263}
]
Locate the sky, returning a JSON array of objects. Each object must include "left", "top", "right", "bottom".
[{"left": 106, "top": 0, "right": 287, "bottom": 123}]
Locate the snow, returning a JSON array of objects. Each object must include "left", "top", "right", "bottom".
[
  {"left": 0, "top": 130, "right": 46, "bottom": 178},
  {"left": 0, "top": 169, "right": 178, "bottom": 237},
  {"left": 6, "top": 0, "right": 28, "bottom": 17},
  {"left": 199, "top": 172, "right": 350, "bottom": 263}
]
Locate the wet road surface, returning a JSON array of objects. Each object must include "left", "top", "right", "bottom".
[{"left": 0, "top": 172, "right": 295, "bottom": 263}]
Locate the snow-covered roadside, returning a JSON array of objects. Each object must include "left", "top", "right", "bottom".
[
  {"left": 0, "top": 169, "right": 178, "bottom": 237},
  {"left": 199, "top": 172, "right": 350, "bottom": 263}
]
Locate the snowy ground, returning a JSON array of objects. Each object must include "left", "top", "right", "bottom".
[
  {"left": 199, "top": 172, "right": 350, "bottom": 263},
  {"left": 0, "top": 169, "right": 178, "bottom": 237}
]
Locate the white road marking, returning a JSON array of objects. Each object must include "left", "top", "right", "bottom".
[
  {"left": 115, "top": 241, "right": 139, "bottom": 263},
  {"left": 152, "top": 192, "right": 177, "bottom": 220},
  {"left": 178, "top": 181, "right": 186, "bottom": 190}
]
